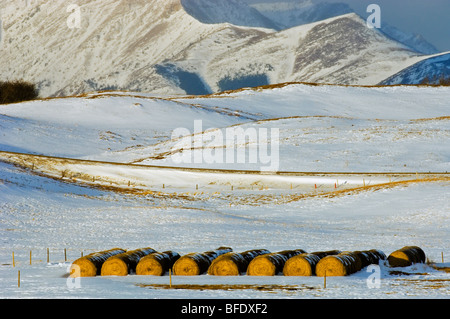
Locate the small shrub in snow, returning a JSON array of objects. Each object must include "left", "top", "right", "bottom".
[{"left": 0, "top": 80, "right": 39, "bottom": 104}]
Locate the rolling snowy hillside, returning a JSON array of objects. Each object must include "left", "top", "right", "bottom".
[
  {"left": 1, "top": 84, "right": 449, "bottom": 173},
  {"left": 0, "top": 84, "right": 449, "bottom": 299}
]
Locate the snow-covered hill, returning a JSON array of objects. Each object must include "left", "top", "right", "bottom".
[
  {"left": 0, "top": 84, "right": 449, "bottom": 299},
  {"left": 0, "top": 0, "right": 441, "bottom": 97},
  {"left": 1, "top": 84, "right": 449, "bottom": 173},
  {"left": 380, "top": 52, "right": 450, "bottom": 85}
]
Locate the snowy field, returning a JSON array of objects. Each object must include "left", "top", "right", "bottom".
[{"left": 0, "top": 84, "right": 449, "bottom": 300}]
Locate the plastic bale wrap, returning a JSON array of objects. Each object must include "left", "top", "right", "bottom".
[
  {"left": 173, "top": 247, "right": 233, "bottom": 276},
  {"left": 136, "top": 251, "right": 180, "bottom": 276},
  {"left": 283, "top": 250, "right": 341, "bottom": 276},
  {"left": 355, "top": 249, "right": 387, "bottom": 268},
  {"left": 387, "top": 246, "right": 426, "bottom": 267},
  {"left": 101, "top": 247, "right": 157, "bottom": 276},
  {"left": 208, "top": 249, "right": 271, "bottom": 276},
  {"left": 247, "top": 249, "right": 306, "bottom": 276},
  {"left": 70, "top": 248, "right": 126, "bottom": 277},
  {"left": 316, "top": 250, "right": 386, "bottom": 277},
  {"left": 316, "top": 251, "right": 362, "bottom": 277}
]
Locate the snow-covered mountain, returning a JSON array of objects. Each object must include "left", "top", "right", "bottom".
[
  {"left": 0, "top": 0, "right": 219, "bottom": 97},
  {"left": 247, "top": 0, "right": 353, "bottom": 30},
  {"left": 380, "top": 23, "right": 439, "bottom": 55},
  {"left": 180, "top": 0, "right": 279, "bottom": 30},
  {"left": 244, "top": 0, "right": 438, "bottom": 55},
  {"left": 180, "top": 13, "right": 428, "bottom": 89},
  {"left": 0, "top": 0, "right": 442, "bottom": 97},
  {"left": 380, "top": 52, "right": 450, "bottom": 85}
]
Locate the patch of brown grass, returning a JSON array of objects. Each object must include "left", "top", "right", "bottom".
[{"left": 136, "top": 283, "right": 315, "bottom": 291}]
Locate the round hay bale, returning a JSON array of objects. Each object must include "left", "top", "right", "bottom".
[
  {"left": 315, "top": 252, "right": 361, "bottom": 277},
  {"left": 70, "top": 248, "right": 126, "bottom": 277},
  {"left": 283, "top": 253, "right": 320, "bottom": 276},
  {"left": 101, "top": 247, "right": 157, "bottom": 276},
  {"left": 309, "top": 250, "right": 342, "bottom": 260},
  {"left": 354, "top": 249, "right": 387, "bottom": 268},
  {"left": 136, "top": 251, "right": 180, "bottom": 276},
  {"left": 316, "top": 250, "right": 386, "bottom": 277},
  {"left": 247, "top": 249, "right": 306, "bottom": 276},
  {"left": 208, "top": 249, "right": 270, "bottom": 276},
  {"left": 387, "top": 246, "right": 426, "bottom": 267},
  {"left": 173, "top": 247, "right": 233, "bottom": 276},
  {"left": 283, "top": 250, "right": 341, "bottom": 276}
]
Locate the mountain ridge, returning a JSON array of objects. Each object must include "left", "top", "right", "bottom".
[{"left": 0, "top": 0, "right": 442, "bottom": 97}]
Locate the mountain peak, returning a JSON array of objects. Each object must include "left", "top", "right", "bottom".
[
  {"left": 180, "top": 0, "right": 279, "bottom": 30},
  {"left": 0, "top": 0, "right": 439, "bottom": 97}
]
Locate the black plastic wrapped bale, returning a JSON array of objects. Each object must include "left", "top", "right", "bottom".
[
  {"left": 387, "top": 246, "right": 426, "bottom": 267},
  {"left": 208, "top": 249, "right": 271, "bottom": 276},
  {"left": 173, "top": 247, "right": 233, "bottom": 276},
  {"left": 101, "top": 247, "right": 157, "bottom": 276},
  {"left": 283, "top": 250, "right": 341, "bottom": 276},
  {"left": 316, "top": 250, "right": 386, "bottom": 277},
  {"left": 70, "top": 248, "right": 126, "bottom": 277},
  {"left": 316, "top": 251, "right": 360, "bottom": 277},
  {"left": 355, "top": 249, "right": 387, "bottom": 268},
  {"left": 247, "top": 249, "right": 306, "bottom": 276},
  {"left": 136, "top": 251, "right": 181, "bottom": 276}
]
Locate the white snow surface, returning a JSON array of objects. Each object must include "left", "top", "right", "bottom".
[{"left": 0, "top": 84, "right": 449, "bottom": 299}]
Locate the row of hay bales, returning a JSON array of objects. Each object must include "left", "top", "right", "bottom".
[{"left": 69, "top": 246, "right": 426, "bottom": 278}]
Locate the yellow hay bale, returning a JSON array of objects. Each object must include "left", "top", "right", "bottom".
[
  {"left": 101, "top": 247, "right": 157, "bottom": 276},
  {"left": 316, "top": 252, "right": 359, "bottom": 277},
  {"left": 207, "top": 249, "right": 270, "bottom": 276},
  {"left": 173, "top": 247, "right": 233, "bottom": 276},
  {"left": 136, "top": 251, "right": 180, "bottom": 276},
  {"left": 70, "top": 248, "right": 126, "bottom": 277},
  {"left": 387, "top": 246, "right": 426, "bottom": 267},
  {"left": 283, "top": 250, "right": 341, "bottom": 276},
  {"left": 316, "top": 250, "right": 386, "bottom": 277},
  {"left": 247, "top": 249, "right": 306, "bottom": 276}
]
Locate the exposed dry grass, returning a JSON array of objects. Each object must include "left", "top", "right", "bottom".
[
  {"left": 284, "top": 176, "right": 450, "bottom": 204},
  {"left": 1, "top": 151, "right": 448, "bottom": 206},
  {"left": 136, "top": 283, "right": 315, "bottom": 291},
  {"left": 177, "top": 80, "right": 448, "bottom": 99},
  {"left": 412, "top": 116, "right": 450, "bottom": 122}
]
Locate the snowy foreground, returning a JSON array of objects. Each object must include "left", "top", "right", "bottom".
[{"left": 0, "top": 84, "right": 449, "bottom": 300}]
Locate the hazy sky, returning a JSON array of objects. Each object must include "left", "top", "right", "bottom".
[{"left": 318, "top": 0, "right": 450, "bottom": 52}]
